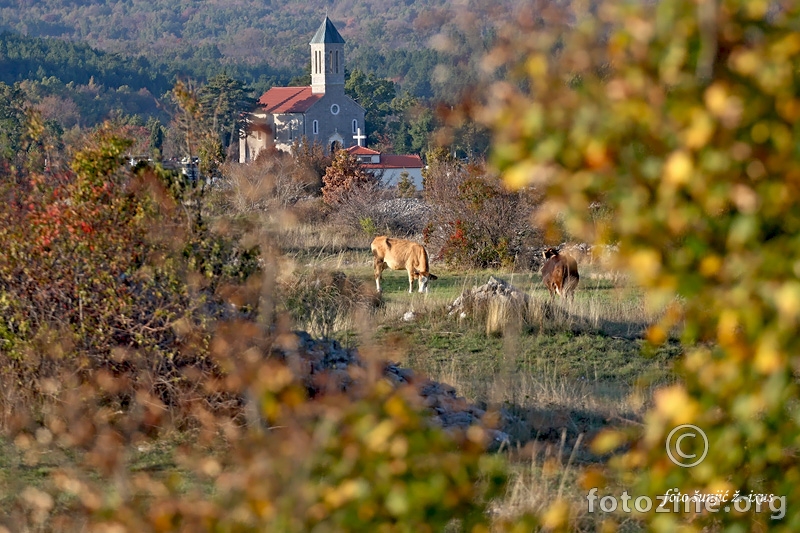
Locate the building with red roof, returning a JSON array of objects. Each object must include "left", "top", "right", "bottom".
[
  {"left": 240, "top": 16, "right": 366, "bottom": 161},
  {"left": 346, "top": 146, "right": 425, "bottom": 190}
]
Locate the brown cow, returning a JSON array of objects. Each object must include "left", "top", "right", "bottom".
[
  {"left": 540, "top": 247, "right": 579, "bottom": 299},
  {"left": 371, "top": 236, "right": 438, "bottom": 293}
]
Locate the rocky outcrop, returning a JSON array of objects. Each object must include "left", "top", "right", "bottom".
[{"left": 275, "top": 330, "right": 510, "bottom": 449}]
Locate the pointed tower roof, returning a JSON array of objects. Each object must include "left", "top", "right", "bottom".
[{"left": 310, "top": 16, "right": 345, "bottom": 44}]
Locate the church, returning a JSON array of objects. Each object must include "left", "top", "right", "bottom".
[{"left": 239, "top": 17, "right": 367, "bottom": 161}]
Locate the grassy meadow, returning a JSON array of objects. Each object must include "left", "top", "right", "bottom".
[
  {"left": 0, "top": 210, "right": 682, "bottom": 530},
  {"left": 271, "top": 221, "right": 683, "bottom": 527}
]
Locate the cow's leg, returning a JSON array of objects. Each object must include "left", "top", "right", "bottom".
[
  {"left": 546, "top": 282, "right": 556, "bottom": 299},
  {"left": 565, "top": 277, "right": 578, "bottom": 300},
  {"left": 374, "top": 256, "right": 387, "bottom": 292},
  {"left": 407, "top": 269, "right": 416, "bottom": 293}
]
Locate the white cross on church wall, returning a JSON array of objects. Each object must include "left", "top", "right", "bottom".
[{"left": 353, "top": 128, "right": 366, "bottom": 147}]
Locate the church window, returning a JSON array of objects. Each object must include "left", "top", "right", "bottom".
[
  {"left": 330, "top": 104, "right": 340, "bottom": 115},
  {"left": 313, "top": 120, "right": 319, "bottom": 135},
  {"left": 335, "top": 51, "right": 339, "bottom": 73},
  {"left": 352, "top": 120, "right": 358, "bottom": 133}
]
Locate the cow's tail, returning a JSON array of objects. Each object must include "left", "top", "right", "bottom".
[{"left": 423, "top": 247, "right": 438, "bottom": 279}]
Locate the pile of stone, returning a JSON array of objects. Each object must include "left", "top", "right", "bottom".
[
  {"left": 447, "top": 276, "right": 530, "bottom": 318},
  {"left": 275, "top": 330, "right": 510, "bottom": 449},
  {"left": 372, "top": 198, "right": 431, "bottom": 236}
]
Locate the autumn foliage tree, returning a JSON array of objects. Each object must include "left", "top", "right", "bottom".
[
  {"left": 0, "top": 120, "right": 259, "bottom": 407},
  {"left": 321, "top": 148, "right": 377, "bottom": 207},
  {"left": 479, "top": 0, "right": 800, "bottom": 530},
  {"left": 0, "top": 124, "right": 196, "bottom": 372}
]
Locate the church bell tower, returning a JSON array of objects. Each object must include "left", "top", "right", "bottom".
[{"left": 310, "top": 16, "right": 346, "bottom": 95}]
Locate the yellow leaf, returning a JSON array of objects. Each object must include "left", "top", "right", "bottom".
[
  {"left": 717, "top": 309, "right": 739, "bottom": 346},
  {"left": 365, "top": 419, "right": 396, "bottom": 452},
  {"left": 654, "top": 385, "right": 698, "bottom": 424},
  {"left": 629, "top": 249, "right": 662, "bottom": 283},
  {"left": 503, "top": 161, "right": 553, "bottom": 190},
  {"left": 647, "top": 325, "right": 667, "bottom": 345},
  {"left": 540, "top": 499, "right": 570, "bottom": 530},
  {"left": 525, "top": 54, "right": 549, "bottom": 78},
  {"left": 754, "top": 334, "right": 784, "bottom": 374},
  {"left": 705, "top": 83, "right": 730, "bottom": 115},
  {"left": 663, "top": 151, "right": 693, "bottom": 186},
  {"left": 683, "top": 110, "right": 714, "bottom": 149},
  {"left": 699, "top": 255, "right": 721, "bottom": 277},
  {"left": 591, "top": 429, "right": 626, "bottom": 455},
  {"left": 585, "top": 140, "right": 609, "bottom": 168},
  {"left": 775, "top": 282, "right": 800, "bottom": 323},
  {"left": 324, "top": 479, "right": 368, "bottom": 508}
]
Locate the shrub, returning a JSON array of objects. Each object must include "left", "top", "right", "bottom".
[
  {"left": 292, "top": 137, "right": 331, "bottom": 195},
  {"left": 215, "top": 152, "right": 311, "bottom": 214},
  {"left": 423, "top": 151, "right": 540, "bottom": 269},
  {"left": 396, "top": 171, "right": 417, "bottom": 198},
  {"left": 321, "top": 149, "right": 377, "bottom": 207},
  {"left": 279, "top": 269, "right": 380, "bottom": 338},
  {"left": 0, "top": 123, "right": 259, "bottom": 412},
  {"left": 359, "top": 216, "right": 378, "bottom": 237}
]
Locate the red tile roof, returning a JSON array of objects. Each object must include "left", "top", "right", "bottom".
[
  {"left": 363, "top": 154, "right": 424, "bottom": 169},
  {"left": 258, "top": 87, "right": 321, "bottom": 113},
  {"left": 346, "top": 145, "right": 381, "bottom": 156}
]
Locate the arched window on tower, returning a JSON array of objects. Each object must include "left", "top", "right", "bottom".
[
  {"left": 313, "top": 120, "right": 319, "bottom": 135},
  {"left": 352, "top": 120, "right": 358, "bottom": 134}
]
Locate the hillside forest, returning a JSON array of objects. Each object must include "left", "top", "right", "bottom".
[{"left": 0, "top": 0, "right": 530, "bottom": 158}]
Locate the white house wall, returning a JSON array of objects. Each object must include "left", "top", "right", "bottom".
[
  {"left": 378, "top": 168, "right": 424, "bottom": 189},
  {"left": 239, "top": 113, "right": 271, "bottom": 163}
]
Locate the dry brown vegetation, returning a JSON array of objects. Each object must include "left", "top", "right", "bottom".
[{"left": 0, "top": 125, "right": 672, "bottom": 531}]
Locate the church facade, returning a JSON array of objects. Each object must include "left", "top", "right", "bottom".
[{"left": 239, "top": 17, "right": 366, "bottom": 162}]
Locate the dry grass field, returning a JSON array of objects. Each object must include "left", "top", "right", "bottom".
[
  {"left": 0, "top": 209, "right": 681, "bottom": 530},
  {"left": 271, "top": 221, "right": 682, "bottom": 529}
]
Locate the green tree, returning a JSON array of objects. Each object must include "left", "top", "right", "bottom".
[
  {"left": 396, "top": 171, "right": 416, "bottom": 198},
  {"left": 345, "top": 69, "right": 397, "bottom": 146},
  {"left": 408, "top": 107, "right": 435, "bottom": 155},
  {"left": 0, "top": 82, "right": 28, "bottom": 178},
  {"left": 198, "top": 73, "right": 255, "bottom": 156},
  {"left": 146, "top": 116, "right": 164, "bottom": 159},
  {"left": 171, "top": 79, "right": 223, "bottom": 179}
]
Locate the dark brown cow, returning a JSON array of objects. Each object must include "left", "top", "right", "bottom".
[
  {"left": 371, "top": 236, "right": 438, "bottom": 293},
  {"left": 540, "top": 247, "right": 579, "bottom": 299}
]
